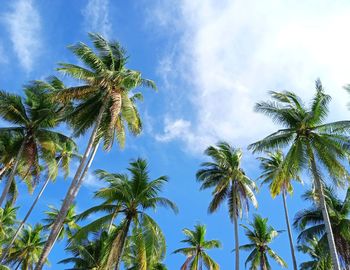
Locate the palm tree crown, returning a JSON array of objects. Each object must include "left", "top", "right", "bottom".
[
  {"left": 57, "top": 32, "right": 156, "bottom": 150},
  {"left": 74, "top": 158, "right": 178, "bottom": 269},
  {"left": 197, "top": 141, "right": 257, "bottom": 270},
  {"left": 249, "top": 80, "right": 350, "bottom": 269},
  {"left": 173, "top": 224, "right": 221, "bottom": 270},
  {"left": 0, "top": 79, "right": 74, "bottom": 206},
  {"left": 294, "top": 186, "right": 350, "bottom": 267},
  {"left": 5, "top": 224, "right": 46, "bottom": 269},
  {"left": 297, "top": 237, "right": 332, "bottom": 270},
  {"left": 240, "top": 215, "right": 287, "bottom": 270}
]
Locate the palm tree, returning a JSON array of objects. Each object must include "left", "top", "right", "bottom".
[
  {"left": 0, "top": 132, "right": 21, "bottom": 179},
  {"left": 297, "top": 237, "right": 332, "bottom": 270},
  {"left": 5, "top": 224, "right": 46, "bottom": 270},
  {"left": 248, "top": 80, "right": 350, "bottom": 269},
  {"left": 1, "top": 139, "right": 79, "bottom": 262},
  {"left": 0, "top": 79, "right": 72, "bottom": 207},
  {"left": 59, "top": 231, "right": 110, "bottom": 270},
  {"left": 294, "top": 186, "right": 350, "bottom": 268},
  {"left": 240, "top": 215, "right": 287, "bottom": 270},
  {"left": 36, "top": 33, "right": 156, "bottom": 269},
  {"left": 173, "top": 224, "right": 221, "bottom": 270},
  {"left": 258, "top": 150, "right": 300, "bottom": 270},
  {"left": 43, "top": 203, "right": 79, "bottom": 247},
  {"left": 0, "top": 203, "right": 18, "bottom": 251},
  {"left": 196, "top": 141, "right": 258, "bottom": 270},
  {"left": 74, "top": 158, "right": 177, "bottom": 269},
  {"left": 123, "top": 225, "right": 167, "bottom": 270},
  {"left": 0, "top": 131, "right": 37, "bottom": 205}
]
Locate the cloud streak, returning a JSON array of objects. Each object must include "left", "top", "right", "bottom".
[
  {"left": 3, "top": 0, "right": 42, "bottom": 72},
  {"left": 82, "top": 0, "right": 112, "bottom": 37},
  {"left": 154, "top": 0, "right": 350, "bottom": 154}
]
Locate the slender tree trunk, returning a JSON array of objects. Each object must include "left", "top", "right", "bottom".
[
  {"left": 232, "top": 186, "right": 239, "bottom": 270},
  {"left": 0, "top": 141, "right": 25, "bottom": 207},
  {"left": 0, "top": 160, "right": 62, "bottom": 262},
  {"left": 106, "top": 217, "right": 132, "bottom": 270},
  {"left": 76, "top": 141, "right": 100, "bottom": 188},
  {"left": 47, "top": 226, "right": 64, "bottom": 255},
  {"left": 282, "top": 190, "right": 298, "bottom": 270},
  {"left": 0, "top": 159, "right": 13, "bottom": 179},
  {"left": 35, "top": 102, "right": 107, "bottom": 270},
  {"left": 307, "top": 145, "right": 341, "bottom": 270},
  {"left": 260, "top": 253, "right": 267, "bottom": 270},
  {"left": 108, "top": 207, "right": 118, "bottom": 234}
]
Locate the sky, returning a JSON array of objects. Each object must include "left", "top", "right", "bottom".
[{"left": 0, "top": 0, "right": 350, "bottom": 269}]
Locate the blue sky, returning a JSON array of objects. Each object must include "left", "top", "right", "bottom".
[{"left": 1, "top": 0, "right": 350, "bottom": 269}]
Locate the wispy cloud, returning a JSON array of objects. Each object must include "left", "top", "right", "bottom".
[
  {"left": 67, "top": 161, "right": 104, "bottom": 190},
  {"left": 82, "top": 0, "right": 112, "bottom": 37},
  {"left": 3, "top": 0, "right": 42, "bottom": 72},
  {"left": 154, "top": 0, "right": 350, "bottom": 154}
]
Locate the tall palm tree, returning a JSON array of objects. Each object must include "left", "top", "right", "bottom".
[
  {"left": 248, "top": 80, "right": 350, "bottom": 269},
  {"left": 74, "top": 158, "right": 177, "bottom": 269},
  {"left": 1, "top": 139, "right": 79, "bottom": 262},
  {"left": 123, "top": 225, "right": 167, "bottom": 270},
  {"left": 173, "top": 224, "right": 221, "bottom": 270},
  {"left": 294, "top": 186, "right": 350, "bottom": 268},
  {"left": 4, "top": 224, "right": 46, "bottom": 270},
  {"left": 240, "top": 215, "right": 287, "bottom": 270},
  {"left": 36, "top": 33, "right": 156, "bottom": 269},
  {"left": 297, "top": 237, "right": 332, "bottom": 270},
  {"left": 258, "top": 150, "right": 300, "bottom": 270},
  {"left": 0, "top": 79, "right": 72, "bottom": 207},
  {"left": 196, "top": 141, "right": 258, "bottom": 270}
]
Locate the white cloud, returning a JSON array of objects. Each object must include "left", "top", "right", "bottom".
[
  {"left": 156, "top": 118, "right": 191, "bottom": 142},
  {"left": 82, "top": 0, "right": 112, "bottom": 37},
  {"left": 68, "top": 161, "right": 104, "bottom": 190},
  {"left": 154, "top": 0, "right": 350, "bottom": 154},
  {"left": 83, "top": 169, "right": 104, "bottom": 189},
  {"left": 3, "top": 0, "right": 42, "bottom": 72}
]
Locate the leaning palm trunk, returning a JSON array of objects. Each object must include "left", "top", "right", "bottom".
[
  {"left": 0, "top": 141, "right": 25, "bottom": 207},
  {"left": 47, "top": 143, "right": 99, "bottom": 256},
  {"left": 282, "top": 190, "right": 297, "bottom": 270},
  {"left": 0, "top": 159, "right": 62, "bottom": 261},
  {"left": 308, "top": 145, "right": 341, "bottom": 270},
  {"left": 105, "top": 218, "right": 132, "bottom": 270},
  {"left": 107, "top": 208, "right": 118, "bottom": 234},
  {"left": 0, "top": 159, "right": 14, "bottom": 180},
  {"left": 232, "top": 187, "right": 239, "bottom": 270},
  {"left": 35, "top": 102, "right": 107, "bottom": 270}
]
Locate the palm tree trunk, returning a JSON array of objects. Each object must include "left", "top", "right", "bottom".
[
  {"left": 48, "top": 226, "right": 64, "bottom": 255},
  {"left": 0, "top": 160, "right": 62, "bottom": 262},
  {"left": 282, "top": 190, "right": 297, "bottom": 270},
  {"left": 76, "top": 141, "right": 100, "bottom": 188},
  {"left": 0, "top": 159, "right": 13, "bottom": 179},
  {"left": 106, "top": 217, "right": 132, "bottom": 270},
  {"left": 260, "top": 253, "right": 267, "bottom": 270},
  {"left": 0, "top": 141, "right": 25, "bottom": 207},
  {"left": 307, "top": 144, "right": 341, "bottom": 270},
  {"left": 35, "top": 102, "right": 107, "bottom": 270},
  {"left": 108, "top": 208, "right": 118, "bottom": 233},
  {"left": 232, "top": 186, "right": 239, "bottom": 270}
]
